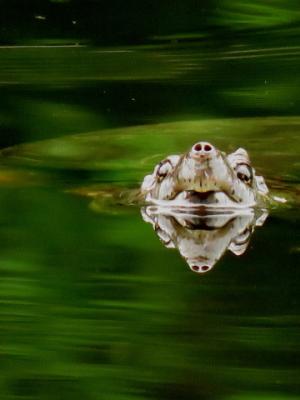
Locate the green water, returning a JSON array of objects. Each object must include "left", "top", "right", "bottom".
[
  {"left": 1, "top": 3, "right": 300, "bottom": 398},
  {"left": 0, "top": 117, "right": 299, "bottom": 400}
]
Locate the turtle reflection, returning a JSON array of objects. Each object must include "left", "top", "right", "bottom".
[{"left": 141, "top": 207, "right": 268, "bottom": 274}]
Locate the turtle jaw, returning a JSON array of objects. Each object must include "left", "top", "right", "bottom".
[{"left": 173, "top": 189, "right": 239, "bottom": 207}]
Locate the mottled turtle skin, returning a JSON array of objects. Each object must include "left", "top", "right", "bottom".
[{"left": 141, "top": 142, "right": 269, "bottom": 208}]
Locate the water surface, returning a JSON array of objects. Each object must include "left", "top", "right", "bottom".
[
  {"left": 0, "top": 115, "right": 299, "bottom": 400},
  {"left": 0, "top": 22, "right": 300, "bottom": 400}
]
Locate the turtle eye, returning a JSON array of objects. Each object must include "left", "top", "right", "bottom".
[
  {"left": 156, "top": 160, "right": 173, "bottom": 179},
  {"left": 236, "top": 163, "right": 253, "bottom": 185}
]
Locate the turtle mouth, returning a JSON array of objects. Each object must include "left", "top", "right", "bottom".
[
  {"left": 177, "top": 189, "right": 234, "bottom": 206},
  {"left": 184, "top": 190, "right": 219, "bottom": 202}
]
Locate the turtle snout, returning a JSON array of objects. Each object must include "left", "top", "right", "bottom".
[
  {"left": 190, "top": 142, "right": 216, "bottom": 159},
  {"left": 190, "top": 263, "right": 213, "bottom": 274}
]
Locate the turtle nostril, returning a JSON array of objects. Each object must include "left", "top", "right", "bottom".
[
  {"left": 193, "top": 143, "right": 214, "bottom": 153},
  {"left": 193, "top": 143, "right": 202, "bottom": 152},
  {"left": 204, "top": 144, "right": 212, "bottom": 152},
  {"left": 201, "top": 265, "right": 210, "bottom": 272}
]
